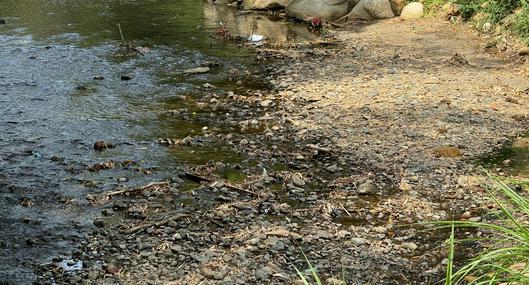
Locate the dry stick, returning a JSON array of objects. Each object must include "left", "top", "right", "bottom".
[
  {"left": 183, "top": 171, "right": 260, "bottom": 197},
  {"left": 117, "top": 23, "right": 125, "bottom": 42},
  {"left": 124, "top": 213, "right": 189, "bottom": 235},
  {"left": 105, "top": 181, "right": 170, "bottom": 197}
]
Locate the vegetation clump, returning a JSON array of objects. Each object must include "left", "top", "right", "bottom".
[{"left": 420, "top": 0, "right": 529, "bottom": 44}]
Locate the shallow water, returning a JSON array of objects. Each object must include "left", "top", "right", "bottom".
[
  {"left": 0, "top": 0, "right": 312, "bottom": 282},
  {"left": 481, "top": 135, "right": 529, "bottom": 178}
]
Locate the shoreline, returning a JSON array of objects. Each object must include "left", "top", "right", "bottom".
[{"left": 36, "top": 18, "right": 529, "bottom": 284}]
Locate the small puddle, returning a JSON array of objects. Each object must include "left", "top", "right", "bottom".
[{"left": 481, "top": 134, "right": 529, "bottom": 178}]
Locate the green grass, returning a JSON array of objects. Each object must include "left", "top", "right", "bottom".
[
  {"left": 438, "top": 170, "right": 529, "bottom": 284},
  {"left": 294, "top": 248, "right": 347, "bottom": 285}
]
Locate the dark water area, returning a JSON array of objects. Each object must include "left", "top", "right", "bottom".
[
  {"left": 481, "top": 135, "right": 529, "bottom": 178},
  {"left": 0, "top": 0, "right": 312, "bottom": 282}
]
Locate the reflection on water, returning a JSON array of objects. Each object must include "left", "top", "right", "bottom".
[{"left": 203, "top": 4, "right": 316, "bottom": 42}]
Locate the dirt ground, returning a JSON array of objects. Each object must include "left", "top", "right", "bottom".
[{"left": 37, "top": 18, "right": 529, "bottom": 284}]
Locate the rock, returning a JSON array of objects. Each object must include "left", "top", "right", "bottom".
[
  {"left": 120, "top": 75, "right": 132, "bottom": 81},
  {"left": 401, "top": 242, "right": 417, "bottom": 251},
  {"left": 357, "top": 180, "right": 374, "bottom": 194},
  {"left": 315, "top": 230, "right": 332, "bottom": 239},
  {"left": 351, "top": 237, "right": 368, "bottom": 246},
  {"left": 255, "top": 266, "right": 273, "bottom": 280},
  {"left": 518, "top": 47, "right": 529, "bottom": 56},
  {"left": 468, "top": 216, "right": 481, "bottom": 222},
  {"left": 345, "top": 0, "right": 394, "bottom": 20},
  {"left": 389, "top": 0, "right": 405, "bottom": 15},
  {"left": 292, "top": 174, "right": 305, "bottom": 187},
  {"left": 105, "top": 265, "right": 119, "bottom": 274},
  {"left": 243, "top": 0, "right": 289, "bottom": 10},
  {"left": 326, "top": 278, "right": 345, "bottom": 285},
  {"left": 0, "top": 19, "right": 5, "bottom": 25},
  {"left": 348, "top": 0, "right": 361, "bottom": 9},
  {"left": 260, "top": 99, "right": 272, "bottom": 107},
  {"left": 265, "top": 236, "right": 285, "bottom": 250},
  {"left": 286, "top": 0, "right": 350, "bottom": 21},
  {"left": 441, "top": 3, "right": 460, "bottom": 17},
  {"left": 400, "top": 2, "right": 423, "bottom": 19},
  {"left": 93, "top": 218, "right": 106, "bottom": 228},
  {"left": 183, "top": 66, "right": 210, "bottom": 74},
  {"left": 202, "top": 267, "right": 216, "bottom": 279},
  {"left": 326, "top": 164, "right": 339, "bottom": 173},
  {"left": 94, "top": 141, "right": 114, "bottom": 151},
  {"left": 373, "top": 226, "right": 387, "bottom": 233},
  {"left": 364, "top": 0, "right": 395, "bottom": 19}
]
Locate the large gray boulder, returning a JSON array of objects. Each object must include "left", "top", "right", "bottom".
[
  {"left": 243, "top": 0, "right": 289, "bottom": 10},
  {"left": 346, "top": 0, "right": 394, "bottom": 20},
  {"left": 286, "top": 0, "right": 350, "bottom": 21}
]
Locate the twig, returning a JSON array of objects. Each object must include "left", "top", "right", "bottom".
[
  {"left": 124, "top": 213, "right": 189, "bottom": 234},
  {"left": 117, "top": 23, "right": 125, "bottom": 42},
  {"left": 105, "top": 181, "right": 169, "bottom": 197},
  {"left": 182, "top": 171, "right": 260, "bottom": 196}
]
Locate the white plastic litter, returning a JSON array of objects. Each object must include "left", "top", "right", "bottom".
[{"left": 248, "top": 34, "right": 265, "bottom": 42}]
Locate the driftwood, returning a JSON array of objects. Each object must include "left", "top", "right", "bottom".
[
  {"left": 182, "top": 171, "right": 260, "bottom": 197},
  {"left": 124, "top": 213, "right": 189, "bottom": 235},
  {"left": 105, "top": 181, "right": 169, "bottom": 197},
  {"left": 86, "top": 181, "right": 170, "bottom": 205}
]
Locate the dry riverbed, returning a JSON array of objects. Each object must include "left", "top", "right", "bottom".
[{"left": 37, "top": 19, "right": 529, "bottom": 284}]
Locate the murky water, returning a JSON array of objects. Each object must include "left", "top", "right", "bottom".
[
  {"left": 0, "top": 0, "right": 313, "bottom": 282},
  {"left": 481, "top": 135, "right": 529, "bottom": 179}
]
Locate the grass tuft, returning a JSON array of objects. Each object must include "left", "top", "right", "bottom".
[{"left": 437, "top": 169, "right": 529, "bottom": 284}]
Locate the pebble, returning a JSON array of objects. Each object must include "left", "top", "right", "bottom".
[
  {"left": 326, "top": 164, "right": 339, "bottom": 173},
  {"left": 357, "top": 180, "right": 375, "bottom": 194},
  {"left": 255, "top": 266, "right": 272, "bottom": 280},
  {"left": 373, "top": 226, "right": 387, "bottom": 234},
  {"left": 518, "top": 47, "right": 529, "bottom": 56},
  {"left": 401, "top": 242, "right": 418, "bottom": 251},
  {"left": 351, "top": 237, "right": 368, "bottom": 246},
  {"left": 260, "top": 100, "right": 272, "bottom": 107},
  {"left": 93, "top": 218, "right": 106, "bottom": 228},
  {"left": 93, "top": 141, "right": 114, "bottom": 151},
  {"left": 292, "top": 174, "right": 305, "bottom": 187}
]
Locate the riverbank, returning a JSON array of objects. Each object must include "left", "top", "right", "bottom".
[{"left": 33, "top": 17, "right": 529, "bottom": 284}]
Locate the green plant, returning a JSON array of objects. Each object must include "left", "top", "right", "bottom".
[
  {"left": 438, "top": 171, "right": 529, "bottom": 284},
  {"left": 456, "top": 0, "right": 487, "bottom": 20},
  {"left": 293, "top": 249, "right": 348, "bottom": 285},
  {"left": 485, "top": 0, "right": 520, "bottom": 23},
  {"left": 294, "top": 249, "right": 323, "bottom": 285},
  {"left": 445, "top": 222, "right": 455, "bottom": 285},
  {"left": 514, "top": 8, "right": 529, "bottom": 44}
]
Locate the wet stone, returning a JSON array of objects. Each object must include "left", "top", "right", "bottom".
[
  {"left": 93, "top": 218, "right": 106, "bottom": 228},
  {"left": 93, "top": 141, "right": 114, "bottom": 151}
]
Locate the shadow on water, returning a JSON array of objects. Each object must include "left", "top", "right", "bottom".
[{"left": 0, "top": 0, "right": 315, "bottom": 283}]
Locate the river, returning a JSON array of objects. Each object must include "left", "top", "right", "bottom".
[{"left": 0, "top": 0, "right": 311, "bottom": 282}]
